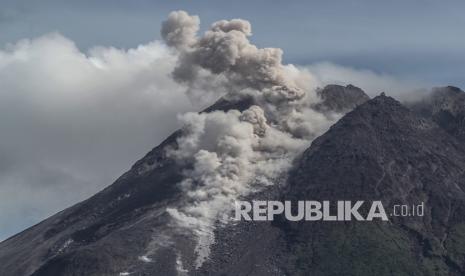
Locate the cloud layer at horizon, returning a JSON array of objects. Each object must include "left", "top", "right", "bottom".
[
  {"left": 1, "top": 0, "right": 464, "bottom": 87},
  {"left": 2, "top": 0, "right": 463, "bottom": 240},
  {"left": 0, "top": 29, "right": 430, "bottom": 241},
  {"left": 0, "top": 33, "right": 195, "bottom": 240}
]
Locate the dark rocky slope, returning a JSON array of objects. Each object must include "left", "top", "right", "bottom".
[
  {"left": 410, "top": 86, "right": 465, "bottom": 140},
  {"left": 0, "top": 96, "right": 255, "bottom": 276},
  {"left": 315, "top": 84, "right": 370, "bottom": 113},
  {"left": 3, "top": 87, "right": 465, "bottom": 275},
  {"left": 281, "top": 94, "right": 465, "bottom": 275},
  {"left": 199, "top": 94, "right": 465, "bottom": 276}
]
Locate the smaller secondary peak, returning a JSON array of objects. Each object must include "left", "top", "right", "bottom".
[
  {"left": 368, "top": 93, "right": 403, "bottom": 108},
  {"left": 315, "top": 84, "right": 370, "bottom": 113},
  {"left": 444, "top": 85, "right": 463, "bottom": 93}
]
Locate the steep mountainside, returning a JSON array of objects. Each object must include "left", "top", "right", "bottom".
[
  {"left": 2, "top": 87, "right": 465, "bottom": 276},
  {"left": 315, "top": 84, "right": 370, "bottom": 113},
  {"left": 283, "top": 94, "right": 465, "bottom": 275},
  {"left": 197, "top": 94, "right": 465, "bottom": 276},
  {"left": 0, "top": 97, "right": 255, "bottom": 276},
  {"left": 410, "top": 86, "right": 465, "bottom": 140}
]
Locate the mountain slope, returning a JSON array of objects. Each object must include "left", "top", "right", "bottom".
[
  {"left": 3, "top": 88, "right": 465, "bottom": 276},
  {"left": 410, "top": 86, "right": 465, "bottom": 140},
  {"left": 0, "top": 96, "right": 256, "bottom": 276},
  {"left": 315, "top": 84, "right": 370, "bottom": 113},
  {"left": 197, "top": 94, "right": 465, "bottom": 276},
  {"left": 281, "top": 94, "right": 465, "bottom": 275}
]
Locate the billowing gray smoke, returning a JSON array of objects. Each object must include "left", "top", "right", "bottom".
[
  {"left": 162, "top": 10, "right": 304, "bottom": 104},
  {"left": 158, "top": 10, "right": 340, "bottom": 269},
  {"left": 161, "top": 10, "right": 200, "bottom": 50}
]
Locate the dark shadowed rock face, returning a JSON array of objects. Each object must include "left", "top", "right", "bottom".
[
  {"left": 410, "top": 86, "right": 465, "bottom": 140},
  {"left": 197, "top": 95, "right": 465, "bottom": 276},
  {"left": 281, "top": 94, "right": 465, "bottom": 275},
  {"left": 315, "top": 84, "right": 370, "bottom": 113},
  {"left": 2, "top": 89, "right": 465, "bottom": 276},
  {"left": 0, "top": 96, "right": 256, "bottom": 276}
]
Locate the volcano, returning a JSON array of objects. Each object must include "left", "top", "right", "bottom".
[{"left": 1, "top": 85, "right": 465, "bottom": 276}]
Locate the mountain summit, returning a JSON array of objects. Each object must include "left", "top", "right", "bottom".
[
  {"left": 1, "top": 87, "right": 465, "bottom": 276},
  {"left": 315, "top": 84, "right": 370, "bottom": 113},
  {"left": 410, "top": 86, "right": 465, "bottom": 140},
  {"left": 197, "top": 93, "right": 465, "bottom": 276},
  {"left": 281, "top": 93, "right": 465, "bottom": 275}
]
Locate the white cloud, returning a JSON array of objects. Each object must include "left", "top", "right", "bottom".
[
  {"left": 0, "top": 27, "right": 430, "bottom": 246},
  {"left": 0, "top": 33, "right": 194, "bottom": 240},
  {"left": 305, "top": 62, "right": 429, "bottom": 101},
  {"left": 159, "top": 11, "right": 337, "bottom": 267}
]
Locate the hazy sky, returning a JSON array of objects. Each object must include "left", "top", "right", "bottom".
[
  {"left": 0, "top": 0, "right": 464, "bottom": 240},
  {"left": 2, "top": 0, "right": 465, "bottom": 86}
]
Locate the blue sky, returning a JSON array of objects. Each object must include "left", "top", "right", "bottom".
[
  {"left": 1, "top": 0, "right": 465, "bottom": 86},
  {"left": 0, "top": 0, "right": 464, "bottom": 240}
]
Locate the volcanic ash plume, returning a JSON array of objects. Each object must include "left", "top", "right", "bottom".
[
  {"left": 159, "top": 10, "right": 340, "bottom": 268},
  {"left": 162, "top": 10, "right": 306, "bottom": 103}
]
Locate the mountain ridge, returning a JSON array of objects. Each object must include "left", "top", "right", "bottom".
[{"left": 2, "top": 86, "right": 465, "bottom": 275}]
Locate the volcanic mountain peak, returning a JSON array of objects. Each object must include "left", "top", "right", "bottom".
[
  {"left": 294, "top": 92, "right": 465, "bottom": 197},
  {"left": 315, "top": 84, "right": 370, "bottom": 113},
  {"left": 410, "top": 86, "right": 465, "bottom": 140},
  {"left": 2, "top": 86, "right": 465, "bottom": 276},
  {"left": 197, "top": 92, "right": 465, "bottom": 276},
  {"left": 430, "top": 86, "right": 465, "bottom": 113},
  {"left": 281, "top": 93, "right": 465, "bottom": 275},
  {"left": 317, "top": 93, "right": 437, "bottom": 144}
]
